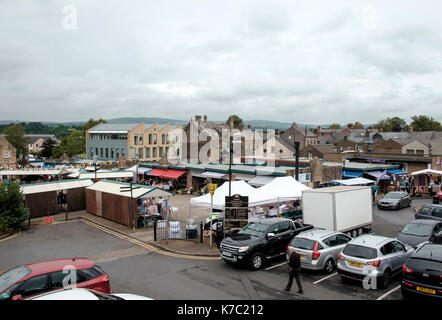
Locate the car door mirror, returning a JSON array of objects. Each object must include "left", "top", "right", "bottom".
[{"left": 12, "top": 295, "right": 22, "bottom": 301}]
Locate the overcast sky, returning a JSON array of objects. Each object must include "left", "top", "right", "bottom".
[{"left": 1, "top": 0, "right": 442, "bottom": 124}]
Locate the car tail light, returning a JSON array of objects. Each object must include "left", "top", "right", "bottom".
[
  {"left": 312, "top": 242, "right": 320, "bottom": 260},
  {"left": 366, "top": 260, "right": 381, "bottom": 268},
  {"left": 402, "top": 265, "right": 414, "bottom": 274},
  {"left": 402, "top": 280, "right": 414, "bottom": 287},
  {"left": 338, "top": 253, "right": 345, "bottom": 260}
]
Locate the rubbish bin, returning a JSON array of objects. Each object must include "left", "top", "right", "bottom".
[{"left": 433, "top": 195, "right": 440, "bottom": 204}]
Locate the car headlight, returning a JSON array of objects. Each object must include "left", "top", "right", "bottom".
[{"left": 238, "top": 246, "right": 249, "bottom": 253}]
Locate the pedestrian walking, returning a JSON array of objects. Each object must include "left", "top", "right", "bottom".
[
  {"left": 371, "top": 183, "right": 378, "bottom": 203},
  {"left": 284, "top": 250, "right": 303, "bottom": 294}
]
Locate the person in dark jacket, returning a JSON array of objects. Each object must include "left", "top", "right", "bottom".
[{"left": 284, "top": 250, "right": 303, "bottom": 294}]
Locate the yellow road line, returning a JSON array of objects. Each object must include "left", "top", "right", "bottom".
[{"left": 81, "top": 219, "right": 221, "bottom": 261}]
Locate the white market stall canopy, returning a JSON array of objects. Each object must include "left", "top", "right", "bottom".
[
  {"left": 72, "top": 171, "right": 135, "bottom": 179},
  {"left": 331, "top": 178, "right": 375, "bottom": 186},
  {"left": 248, "top": 175, "right": 276, "bottom": 187},
  {"left": 0, "top": 168, "right": 68, "bottom": 176},
  {"left": 86, "top": 180, "right": 173, "bottom": 199},
  {"left": 248, "top": 176, "right": 311, "bottom": 207},
  {"left": 410, "top": 169, "right": 442, "bottom": 176},
  {"left": 190, "top": 180, "right": 257, "bottom": 210},
  {"left": 126, "top": 165, "right": 153, "bottom": 175},
  {"left": 20, "top": 179, "right": 94, "bottom": 195}
]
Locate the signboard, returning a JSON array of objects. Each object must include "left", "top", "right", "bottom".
[
  {"left": 225, "top": 194, "right": 249, "bottom": 229},
  {"left": 296, "top": 173, "right": 311, "bottom": 183},
  {"left": 209, "top": 184, "right": 217, "bottom": 196}
]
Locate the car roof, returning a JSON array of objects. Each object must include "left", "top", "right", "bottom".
[
  {"left": 407, "top": 219, "right": 441, "bottom": 226},
  {"left": 413, "top": 244, "right": 442, "bottom": 262},
  {"left": 25, "top": 258, "right": 94, "bottom": 276},
  {"left": 348, "top": 235, "right": 393, "bottom": 248},
  {"left": 421, "top": 204, "right": 442, "bottom": 209},
  {"left": 31, "top": 288, "right": 98, "bottom": 300},
  {"left": 254, "top": 218, "right": 291, "bottom": 225},
  {"left": 296, "top": 229, "right": 339, "bottom": 241}
]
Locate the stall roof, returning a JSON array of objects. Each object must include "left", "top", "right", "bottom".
[
  {"left": 74, "top": 171, "right": 135, "bottom": 179},
  {"left": 160, "top": 169, "right": 186, "bottom": 180},
  {"left": 200, "top": 171, "right": 227, "bottom": 179},
  {"left": 387, "top": 169, "right": 408, "bottom": 175},
  {"left": 147, "top": 168, "right": 168, "bottom": 177},
  {"left": 342, "top": 170, "right": 364, "bottom": 178},
  {"left": 364, "top": 170, "right": 390, "bottom": 179},
  {"left": 0, "top": 168, "right": 68, "bottom": 176},
  {"left": 86, "top": 180, "right": 173, "bottom": 198},
  {"left": 331, "top": 178, "right": 374, "bottom": 186},
  {"left": 410, "top": 169, "right": 442, "bottom": 176},
  {"left": 21, "top": 179, "right": 94, "bottom": 195},
  {"left": 248, "top": 175, "right": 276, "bottom": 187},
  {"left": 127, "top": 165, "right": 153, "bottom": 175}
]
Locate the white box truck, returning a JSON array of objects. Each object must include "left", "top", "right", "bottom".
[{"left": 302, "top": 186, "right": 373, "bottom": 238}]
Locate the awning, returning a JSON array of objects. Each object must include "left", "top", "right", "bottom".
[
  {"left": 201, "top": 171, "right": 227, "bottom": 179},
  {"left": 147, "top": 168, "right": 168, "bottom": 177},
  {"left": 248, "top": 175, "right": 276, "bottom": 187},
  {"left": 332, "top": 178, "right": 375, "bottom": 186},
  {"left": 127, "top": 165, "right": 153, "bottom": 175},
  {"left": 365, "top": 170, "right": 391, "bottom": 180},
  {"left": 147, "top": 168, "right": 186, "bottom": 180},
  {"left": 21, "top": 179, "right": 94, "bottom": 195},
  {"left": 160, "top": 169, "right": 186, "bottom": 180},
  {"left": 387, "top": 169, "right": 408, "bottom": 175},
  {"left": 342, "top": 170, "right": 363, "bottom": 178}
]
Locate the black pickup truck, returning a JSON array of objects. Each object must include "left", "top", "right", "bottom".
[{"left": 219, "top": 217, "right": 314, "bottom": 270}]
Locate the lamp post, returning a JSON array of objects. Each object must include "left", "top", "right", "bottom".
[
  {"left": 229, "top": 137, "right": 233, "bottom": 197},
  {"left": 93, "top": 155, "right": 99, "bottom": 182},
  {"left": 293, "top": 139, "right": 300, "bottom": 181}
]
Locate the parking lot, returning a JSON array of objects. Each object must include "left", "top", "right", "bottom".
[{"left": 0, "top": 198, "right": 431, "bottom": 300}]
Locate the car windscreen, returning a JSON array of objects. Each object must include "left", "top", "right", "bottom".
[
  {"left": 406, "top": 258, "right": 442, "bottom": 272},
  {"left": 238, "top": 223, "right": 268, "bottom": 237},
  {"left": 343, "top": 244, "right": 378, "bottom": 259},
  {"left": 290, "top": 238, "right": 317, "bottom": 251},
  {"left": 401, "top": 223, "right": 433, "bottom": 236},
  {"left": 0, "top": 266, "right": 31, "bottom": 292},
  {"left": 385, "top": 193, "right": 401, "bottom": 199}
]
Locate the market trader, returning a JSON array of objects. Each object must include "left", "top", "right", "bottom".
[{"left": 284, "top": 250, "right": 304, "bottom": 294}]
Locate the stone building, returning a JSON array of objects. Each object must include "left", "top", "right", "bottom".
[{"left": 0, "top": 134, "right": 17, "bottom": 168}]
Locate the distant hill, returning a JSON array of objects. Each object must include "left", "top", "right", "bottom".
[{"left": 105, "top": 117, "right": 187, "bottom": 125}]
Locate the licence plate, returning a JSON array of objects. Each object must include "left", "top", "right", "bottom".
[
  {"left": 348, "top": 261, "right": 363, "bottom": 268},
  {"left": 223, "top": 251, "right": 232, "bottom": 257},
  {"left": 416, "top": 286, "right": 436, "bottom": 294}
]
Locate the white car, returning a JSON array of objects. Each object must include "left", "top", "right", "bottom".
[{"left": 30, "top": 288, "right": 153, "bottom": 300}]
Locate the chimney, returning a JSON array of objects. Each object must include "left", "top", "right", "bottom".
[
  {"left": 317, "top": 126, "right": 321, "bottom": 134},
  {"left": 195, "top": 115, "right": 202, "bottom": 123},
  {"left": 229, "top": 116, "right": 234, "bottom": 130},
  {"left": 365, "top": 129, "right": 369, "bottom": 138},
  {"left": 247, "top": 124, "right": 252, "bottom": 129},
  {"left": 203, "top": 115, "right": 208, "bottom": 123},
  {"left": 275, "top": 129, "right": 280, "bottom": 136}
]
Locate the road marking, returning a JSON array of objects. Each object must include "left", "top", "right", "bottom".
[
  {"left": 265, "top": 262, "right": 287, "bottom": 271},
  {"left": 313, "top": 272, "right": 338, "bottom": 285},
  {"left": 376, "top": 285, "right": 401, "bottom": 300},
  {"left": 0, "top": 231, "right": 21, "bottom": 242},
  {"left": 81, "top": 219, "right": 221, "bottom": 261}
]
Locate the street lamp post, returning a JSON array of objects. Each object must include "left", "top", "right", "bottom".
[
  {"left": 229, "top": 137, "right": 233, "bottom": 197},
  {"left": 293, "top": 138, "right": 300, "bottom": 181}
]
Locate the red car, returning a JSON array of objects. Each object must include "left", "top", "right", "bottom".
[{"left": 0, "top": 258, "right": 111, "bottom": 300}]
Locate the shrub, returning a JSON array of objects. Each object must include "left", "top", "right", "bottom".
[{"left": 0, "top": 181, "right": 30, "bottom": 232}]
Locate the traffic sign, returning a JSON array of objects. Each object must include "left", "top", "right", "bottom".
[{"left": 209, "top": 184, "right": 217, "bottom": 196}]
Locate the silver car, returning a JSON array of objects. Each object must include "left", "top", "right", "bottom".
[
  {"left": 287, "top": 230, "right": 352, "bottom": 274},
  {"left": 337, "top": 235, "right": 414, "bottom": 289}
]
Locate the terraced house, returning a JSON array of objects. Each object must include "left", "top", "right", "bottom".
[
  {"left": 86, "top": 123, "right": 182, "bottom": 162},
  {"left": 0, "top": 134, "right": 17, "bottom": 168}
]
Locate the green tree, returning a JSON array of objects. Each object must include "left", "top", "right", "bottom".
[
  {"left": 41, "top": 137, "right": 58, "bottom": 158},
  {"left": 0, "top": 181, "right": 30, "bottom": 232},
  {"left": 410, "top": 115, "right": 442, "bottom": 131},
  {"left": 82, "top": 118, "right": 106, "bottom": 133},
  {"left": 4, "top": 125, "right": 29, "bottom": 159},
  {"left": 52, "top": 130, "right": 85, "bottom": 158},
  {"left": 374, "top": 117, "right": 408, "bottom": 132},
  {"left": 329, "top": 123, "right": 341, "bottom": 129},
  {"left": 226, "top": 115, "right": 243, "bottom": 129}
]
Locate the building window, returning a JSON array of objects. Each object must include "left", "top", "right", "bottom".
[
  {"left": 149, "top": 134, "right": 152, "bottom": 144},
  {"left": 162, "top": 134, "right": 165, "bottom": 144},
  {"left": 152, "top": 147, "right": 157, "bottom": 158},
  {"left": 348, "top": 146, "right": 352, "bottom": 151},
  {"left": 134, "top": 134, "right": 138, "bottom": 145},
  {"left": 308, "top": 152, "right": 312, "bottom": 159},
  {"left": 90, "top": 148, "right": 93, "bottom": 158},
  {"left": 166, "top": 147, "right": 169, "bottom": 157},
  {"left": 166, "top": 134, "right": 169, "bottom": 144},
  {"left": 116, "top": 148, "right": 120, "bottom": 158},
  {"left": 111, "top": 148, "right": 114, "bottom": 159},
  {"left": 130, "top": 148, "right": 136, "bottom": 159},
  {"left": 139, "top": 134, "right": 143, "bottom": 145},
  {"left": 96, "top": 148, "right": 98, "bottom": 156},
  {"left": 145, "top": 147, "right": 150, "bottom": 158},
  {"left": 416, "top": 150, "right": 424, "bottom": 156},
  {"left": 105, "top": 148, "right": 109, "bottom": 158},
  {"left": 159, "top": 147, "right": 163, "bottom": 157},
  {"left": 4, "top": 152, "right": 9, "bottom": 158},
  {"left": 358, "top": 145, "right": 363, "bottom": 152},
  {"left": 138, "top": 148, "right": 143, "bottom": 158},
  {"left": 406, "top": 149, "right": 414, "bottom": 155},
  {"left": 176, "top": 148, "right": 180, "bottom": 157},
  {"left": 153, "top": 134, "right": 157, "bottom": 144},
  {"left": 100, "top": 148, "right": 103, "bottom": 158}
]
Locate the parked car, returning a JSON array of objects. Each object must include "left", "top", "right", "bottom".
[
  {"left": 401, "top": 243, "right": 442, "bottom": 299},
  {"left": 29, "top": 288, "right": 152, "bottom": 300},
  {"left": 337, "top": 235, "right": 414, "bottom": 289},
  {"left": 429, "top": 230, "right": 442, "bottom": 245},
  {"left": 0, "top": 258, "right": 111, "bottom": 301},
  {"left": 397, "top": 220, "right": 442, "bottom": 248},
  {"left": 377, "top": 191, "right": 411, "bottom": 210},
  {"left": 219, "top": 218, "right": 314, "bottom": 270},
  {"left": 415, "top": 204, "right": 442, "bottom": 221},
  {"left": 286, "top": 229, "right": 352, "bottom": 274}
]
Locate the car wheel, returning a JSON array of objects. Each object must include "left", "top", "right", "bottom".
[
  {"left": 352, "top": 230, "right": 358, "bottom": 238},
  {"left": 380, "top": 269, "right": 391, "bottom": 289},
  {"left": 249, "top": 253, "right": 264, "bottom": 271},
  {"left": 324, "top": 259, "right": 335, "bottom": 274},
  {"left": 357, "top": 228, "right": 364, "bottom": 236}
]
